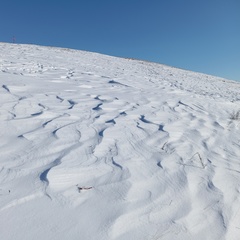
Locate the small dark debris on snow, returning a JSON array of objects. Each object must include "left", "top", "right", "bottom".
[{"left": 76, "top": 185, "right": 93, "bottom": 192}]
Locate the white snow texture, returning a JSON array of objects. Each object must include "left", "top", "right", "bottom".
[{"left": 0, "top": 43, "right": 240, "bottom": 240}]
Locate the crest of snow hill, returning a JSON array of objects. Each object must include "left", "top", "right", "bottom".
[{"left": 0, "top": 42, "right": 240, "bottom": 240}]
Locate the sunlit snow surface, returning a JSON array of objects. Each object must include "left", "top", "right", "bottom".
[{"left": 1, "top": 43, "right": 240, "bottom": 240}]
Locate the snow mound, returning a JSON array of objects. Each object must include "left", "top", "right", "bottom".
[{"left": 1, "top": 43, "right": 240, "bottom": 240}]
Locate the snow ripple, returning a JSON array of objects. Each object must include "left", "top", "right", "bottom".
[{"left": 1, "top": 43, "right": 240, "bottom": 240}]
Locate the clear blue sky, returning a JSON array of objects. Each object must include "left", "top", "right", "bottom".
[{"left": 1, "top": 0, "right": 239, "bottom": 81}]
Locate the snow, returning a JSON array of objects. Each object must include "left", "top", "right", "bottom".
[{"left": 0, "top": 42, "right": 240, "bottom": 240}]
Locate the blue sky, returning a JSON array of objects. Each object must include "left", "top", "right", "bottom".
[{"left": 1, "top": 0, "right": 239, "bottom": 81}]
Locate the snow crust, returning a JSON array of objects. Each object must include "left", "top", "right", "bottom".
[{"left": 1, "top": 42, "right": 240, "bottom": 240}]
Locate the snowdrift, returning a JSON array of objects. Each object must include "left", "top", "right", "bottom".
[{"left": 0, "top": 43, "right": 240, "bottom": 240}]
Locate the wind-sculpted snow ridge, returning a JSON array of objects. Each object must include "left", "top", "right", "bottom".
[{"left": 0, "top": 42, "right": 240, "bottom": 240}]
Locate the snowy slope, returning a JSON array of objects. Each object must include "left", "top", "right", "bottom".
[{"left": 0, "top": 42, "right": 240, "bottom": 240}]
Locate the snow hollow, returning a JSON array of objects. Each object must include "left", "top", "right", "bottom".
[{"left": 1, "top": 43, "right": 240, "bottom": 240}]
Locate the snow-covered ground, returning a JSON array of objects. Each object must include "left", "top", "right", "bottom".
[{"left": 1, "top": 42, "right": 240, "bottom": 240}]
